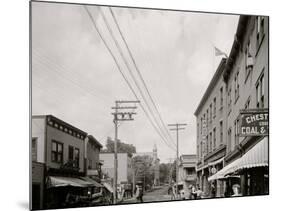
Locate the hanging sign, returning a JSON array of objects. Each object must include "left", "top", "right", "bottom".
[{"left": 239, "top": 109, "right": 269, "bottom": 136}]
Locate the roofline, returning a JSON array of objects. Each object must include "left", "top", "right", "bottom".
[
  {"left": 194, "top": 58, "right": 227, "bottom": 116},
  {"left": 87, "top": 135, "right": 103, "bottom": 148},
  {"left": 32, "top": 114, "right": 88, "bottom": 136},
  {"left": 223, "top": 15, "right": 250, "bottom": 83}
]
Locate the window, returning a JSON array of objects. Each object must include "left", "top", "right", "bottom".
[
  {"left": 88, "top": 159, "right": 92, "bottom": 169},
  {"left": 245, "top": 40, "right": 253, "bottom": 81},
  {"left": 200, "top": 117, "right": 203, "bottom": 135},
  {"left": 210, "top": 104, "right": 212, "bottom": 123},
  {"left": 32, "top": 138, "right": 37, "bottom": 162},
  {"left": 206, "top": 109, "right": 209, "bottom": 128},
  {"left": 209, "top": 132, "right": 212, "bottom": 152},
  {"left": 220, "top": 87, "right": 223, "bottom": 109},
  {"left": 220, "top": 121, "right": 223, "bottom": 144},
  {"left": 228, "top": 127, "right": 232, "bottom": 151},
  {"left": 256, "top": 73, "right": 265, "bottom": 108},
  {"left": 197, "top": 123, "right": 199, "bottom": 138},
  {"left": 234, "top": 71, "right": 240, "bottom": 102},
  {"left": 234, "top": 119, "right": 240, "bottom": 146},
  {"left": 245, "top": 97, "right": 251, "bottom": 109},
  {"left": 213, "top": 98, "right": 216, "bottom": 118},
  {"left": 228, "top": 87, "right": 232, "bottom": 110},
  {"left": 256, "top": 16, "right": 265, "bottom": 52},
  {"left": 51, "top": 140, "right": 63, "bottom": 163},
  {"left": 69, "top": 146, "right": 74, "bottom": 160},
  {"left": 206, "top": 135, "right": 209, "bottom": 153},
  {"left": 213, "top": 127, "right": 216, "bottom": 150},
  {"left": 74, "top": 148, "right": 80, "bottom": 168}
]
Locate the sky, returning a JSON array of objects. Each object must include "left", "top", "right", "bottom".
[{"left": 31, "top": 1, "right": 239, "bottom": 162}]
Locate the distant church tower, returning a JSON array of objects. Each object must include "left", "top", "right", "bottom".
[
  {"left": 153, "top": 144, "right": 160, "bottom": 186},
  {"left": 153, "top": 143, "right": 158, "bottom": 163}
]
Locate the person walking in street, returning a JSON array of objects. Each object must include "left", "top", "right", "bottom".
[
  {"left": 135, "top": 185, "right": 144, "bottom": 203},
  {"left": 191, "top": 185, "right": 197, "bottom": 199},
  {"left": 211, "top": 182, "right": 216, "bottom": 198},
  {"left": 196, "top": 186, "right": 204, "bottom": 199}
]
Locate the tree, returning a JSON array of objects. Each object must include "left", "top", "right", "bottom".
[
  {"left": 102, "top": 137, "right": 136, "bottom": 157},
  {"left": 132, "top": 155, "right": 154, "bottom": 189},
  {"left": 159, "top": 163, "right": 169, "bottom": 184}
]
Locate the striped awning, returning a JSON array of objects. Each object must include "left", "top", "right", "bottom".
[
  {"left": 46, "top": 176, "right": 94, "bottom": 188},
  {"left": 208, "top": 160, "right": 238, "bottom": 181},
  {"left": 208, "top": 157, "right": 224, "bottom": 167},
  {"left": 80, "top": 177, "right": 103, "bottom": 188},
  {"left": 226, "top": 136, "right": 268, "bottom": 174},
  {"left": 208, "top": 137, "right": 268, "bottom": 181}
]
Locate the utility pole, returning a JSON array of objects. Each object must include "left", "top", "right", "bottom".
[
  {"left": 168, "top": 123, "right": 187, "bottom": 199},
  {"left": 111, "top": 100, "right": 140, "bottom": 204}
]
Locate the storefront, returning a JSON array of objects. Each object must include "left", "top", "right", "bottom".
[
  {"left": 208, "top": 136, "right": 268, "bottom": 196},
  {"left": 45, "top": 176, "right": 103, "bottom": 209}
]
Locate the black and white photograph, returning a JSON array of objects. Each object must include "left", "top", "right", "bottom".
[{"left": 30, "top": 1, "right": 269, "bottom": 210}]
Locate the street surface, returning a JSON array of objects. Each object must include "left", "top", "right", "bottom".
[{"left": 121, "top": 185, "right": 171, "bottom": 204}]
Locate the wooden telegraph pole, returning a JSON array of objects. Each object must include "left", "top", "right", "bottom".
[
  {"left": 111, "top": 100, "right": 140, "bottom": 204},
  {"left": 168, "top": 123, "right": 187, "bottom": 199}
]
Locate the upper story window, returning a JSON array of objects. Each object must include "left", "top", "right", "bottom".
[
  {"left": 227, "top": 86, "right": 232, "bottom": 112},
  {"left": 209, "top": 132, "right": 213, "bottom": 152},
  {"left": 213, "top": 127, "right": 216, "bottom": 150},
  {"left": 74, "top": 148, "right": 80, "bottom": 168},
  {"left": 200, "top": 117, "right": 203, "bottom": 135},
  {"left": 213, "top": 98, "right": 216, "bottom": 118},
  {"left": 220, "top": 87, "right": 223, "bottom": 109},
  {"left": 256, "top": 16, "right": 265, "bottom": 53},
  {"left": 245, "top": 40, "right": 253, "bottom": 82},
  {"left": 88, "top": 159, "right": 92, "bottom": 169},
  {"left": 197, "top": 123, "right": 199, "bottom": 139},
  {"left": 245, "top": 97, "right": 251, "bottom": 109},
  {"left": 200, "top": 142, "right": 203, "bottom": 158},
  {"left": 234, "top": 71, "right": 240, "bottom": 102},
  {"left": 234, "top": 119, "right": 240, "bottom": 146},
  {"left": 209, "top": 104, "right": 212, "bottom": 123},
  {"left": 256, "top": 72, "right": 265, "bottom": 108},
  {"left": 206, "top": 109, "right": 209, "bottom": 127},
  {"left": 227, "top": 127, "right": 232, "bottom": 151},
  {"left": 52, "top": 140, "right": 63, "bottom": 163},
  {"left": 219, "top": 121, "right": 223, "bottom": 144},
  {"left": 32, "top": 138, "right": 37, "bottom": 162},
  {"left": 206, "top": 135, "right": 209, "bottom": 153}
]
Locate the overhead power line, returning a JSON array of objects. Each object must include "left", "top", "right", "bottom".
[
  {"left": 83, "top": 6, "right": 176, "bottom": 151},
  {"left": 99, "top": 8, "right": 176, "bottom": 149},
  {"left": 109, "top": 7, "right": 176, "bottom": 146}
]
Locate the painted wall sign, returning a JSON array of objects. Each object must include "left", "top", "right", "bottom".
[{"left": 239, "top": 109, "right": 269, "bottom": 136}]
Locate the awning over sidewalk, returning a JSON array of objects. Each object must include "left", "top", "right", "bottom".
[
  {"left": 208, "top": 160, "right": 238, "bottom": 181},
  {"left": 208, "top": 157, "right": 224, "bottom": 167},
  {"left": 103, "top": 182, "right": 114, "bottom": 193},
  {"left": 46, "top": 176, "right": 94, "bottom": 188},
  {"left": 80, "top": 177, "right": 103, "bottom": 188},
  {"left": 226, "top": 136, "right": 268, "bottom": 174},
  {"left": 208, "top": 137, "right": 268, "bottom": 181}
]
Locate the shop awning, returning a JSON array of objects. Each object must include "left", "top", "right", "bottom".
[
  {"left": 208, "top": 160, "right": 238, "bottom": 181},
  {"left": 208, "top": 137, "right": 268, "bottom": 181},
  {"left": 225, "top": 136, "right": 268, "bottom": 174},
  {"left": 196, "top": 163, "right": 208, "bottom": 172},
  {"left": 80, "top": 177, "right": 103, "bottom": 188},
  {"left": 208, "top": 157, "right": 224, "bottom": 167},
  {"left": 46, "top": 176, "right": 94, "bottom": 188},
  {"left": 103, "top": 182, "right": 114, "bottom": 193}
]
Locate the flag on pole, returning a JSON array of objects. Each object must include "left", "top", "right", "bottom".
[{"left": 214, "top": 47, "right": 228, "bottom": 58}]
